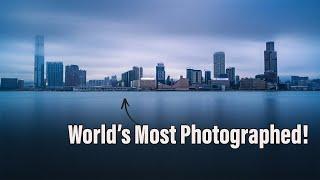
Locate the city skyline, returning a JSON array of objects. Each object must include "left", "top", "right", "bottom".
[{"left": 0, "top": 0, "right": 320, "bottom": 81}]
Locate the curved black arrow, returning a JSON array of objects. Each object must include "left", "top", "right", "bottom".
[{"left": 121, "top": 98, "right": 139, "bottom": 125}]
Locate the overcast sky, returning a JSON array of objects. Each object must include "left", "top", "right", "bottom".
[{"left": 0, "top": 0, "right": 319, "bottom": 81}]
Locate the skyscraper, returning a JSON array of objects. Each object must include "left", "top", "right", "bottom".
[
  {"left": 46, "top": 62, "right": 63, "bottom": 88},
  {"left": 139, "top": 67, "right": 143, "bottom": 79},
  {"left": 132, "top": 66, "right": 141, "bottom": 81},
  {"left": 192, "top": 70, "right": 202, "bottom": 84},
  {"left": 121, "top": 67, "right": 142, "bottom": 87},
  {"left": 226, "top": 67, "right": 236, "bottom": 86},
  {"left": 79, "top": 70, "right": 87, "bottom": 87},
  {"left": 186, "top": 68, "right": 193, "bottom": 85},
  {"left": 111, "top": 75, "right": 117, "bottom": 87},
  {"left": 186, "top": 68, "right": 202, "bottom": 85},
  {"left": 121, "top": 70, "right": 135, "bottom": 87},
  {"left": 204, "top": 71, "right": 211, "bottom": 84},
  {"left": 65, "top": 65, "right": 80, "bottom": 87},
  {"left": 156, "top": 63, "right": 165, "bottom": 88},
  {"left": 213, "top": 52, "right": 225, "bottom": 78},
  {"left": 34, "top": 35, "right": 45, "bottom": 88},
  {"left": 264, "top": 41, "right": 278, "bottom": 83}
]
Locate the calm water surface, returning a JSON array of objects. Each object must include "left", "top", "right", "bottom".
[{"left": 0, "top": 91, "right": 319, "bottom": 179}]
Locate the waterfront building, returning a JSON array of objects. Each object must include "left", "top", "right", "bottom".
[
  {"left": 132, "top": 66, "right": 141, "bottom": 81},
  {"left": 88, "top": 80, "right": 104, "bottom": 87},
  {"left": 213, "top": 52, "right": 225, "bottom": 78},
  {"left": 172, "top": 76, "right": 189, "bottom": 90},
  {"left": 1, "top": 78, "right": 18, "bottom": 90},
  {"left": 156, "top": 63, "right": 166, "bottom": 88},
  {"left": 65, "top": 65, "right": 80, "bottom": 87},
  {"left": 132, "top": 78, "right": 156, "bottom": 90},
  {"left": 34, "top": 35, "right": 45, "bottom": 88},
  {"left": 139, "top": 67, "right": 143, "bottom": 79},
  {"left": 240, "top": 78, "right": 267, "bottom": 90},
  {"left": 110, "top": 75, "right": 117, "bottom": 87},
  {"left": 186, "top": 68, "right": 193, "bottom": 85},
  {"left": 226, "top": 67, "right": 236, "bottom": 86},
  {"left": 291, "top": 76, "right": 309, "bottom": 86},
  {"left": 210, "top": 78, "right": 230, "bottom": 90},
  {"left": 186, "top": 68, "right": 202, "bottom": 85},
  {"left": 192, "top": 70, "right": 202, "bottom": 84},
  {"left": 17, "top": 80, "right": 24, "bottom": 89},
  {"left": 204, "top": 71, "right": 211, "bottom": 84},
  {"left": 264, "top": 41, "right": 278, "bottom": 83},
  {"left": 79, "top": 70, "right": 86, "bottom": 87},
  {"left": 235, "top": 75, "right": 240, "bottom": 86},
  {"left": 46, "top": 62, "right": 63, "bottom": 88}
]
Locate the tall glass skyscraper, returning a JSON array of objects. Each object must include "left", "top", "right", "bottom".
[
  {"left": 156, "top": 63, "right": 165, "bottom": 88},
  {"left": 34, "top": 35, "right": 45, "bottom": 88},
  {"left": 264, "top": 41, "right": 278, "bottom": 83},
  {"left": 46, "top": 62, "right": 63, "bottom": 88},
  {"left": 213, "top": 52, "right": 225, "bottom": 78}
]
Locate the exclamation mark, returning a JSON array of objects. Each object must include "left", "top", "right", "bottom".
[{"left": 303, "top": 125, "right": 308, "bottom": 144}]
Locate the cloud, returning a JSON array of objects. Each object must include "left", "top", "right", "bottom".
[{"left": 0, "top": 0, "right": 319, "bottom": 81}]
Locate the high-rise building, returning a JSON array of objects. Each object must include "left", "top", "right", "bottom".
[
  {"left": 132, "top": 66, "right": 141, "bottom": 81},
  {"left": 192, "top": 70, "right": 202, "bottom": 84},
  {"left": 235, "top": 75, "right": 240, "bottom": 86},
  {"left": 204, "top": 71, "right": 211, "bottom": 84},
  {"left": 104, "top": 76, "right": 110, "bottom": 86},
  {"left": 156, "top": 63, "right": 165, "bottom": 88},
  {"left": 264, "top": 41, "right": 278, "bottom": 83},
  {"left": 65, "top": 65, "right": 80, "bottom": 87},
  {"left": 111, "top": 75, "right": 117, "bottom": 87},
  {"left": 226, "top": 67, "right": 236, "bottom": 86},
  {"left": 79, "top": 70, "right": 86, "bottom": 87},
  {"left": 186, "top": 68, "right": 202, "bottom": 84},
  {"left": 121, "top": 70, "right": 135, "bottom": 87},
  {"left": 213, "top": 52, "right": 225, "bottom": 78},
  {"left": 186, "top": 68, "right": 193, "bottom": 85},
  {"left": 46, "top": 62, "right": 63, "bottom": 88},
  {"left": 121, "top": 67, "right": 142, "bottom": 87},
  {"left": 139, "top": 67, "right": 143, "bottom": 79},
  {"left": 34, "top": 35, "right": 45, "bottom": 88}
]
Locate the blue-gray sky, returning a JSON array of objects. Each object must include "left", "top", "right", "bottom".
[{"left": 0, "top": 0, "right": 319, "bottom": 81}]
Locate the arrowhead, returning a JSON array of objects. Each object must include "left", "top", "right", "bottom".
[{"left": 121, "top": 98, "right": 130, "bottom": 109}]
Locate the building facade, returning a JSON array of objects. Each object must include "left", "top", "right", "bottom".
[
  {"left": 213, "top": 52, "right": 225, "bottom": 78},
  {"left": 204, "top": 71, "right": 211, "bottom": 84},
  {"left": 226, "top": 67, "right": 236, "bottom": 86},
  {"left": 192, "top": 70, "right": 202, "bottom": 84},
  {"left": 156, "top": 63, "right": 165, "bottom": 88},
  {"left": 1, "top": 78, "right": 18, "bottom": 90},
  {"left": 46, "top": 62, "right": 63, "bottom": 88},
  {"left": 240, "top": 78, "right": 267, "bottom": 90},
  {"left": 264, "top": 41, "right": 278, "bottom": 83},
  {"left": 34, "top": 35, "right": 45, "bottom": 88},
  {"left": 65, "top": 65, "right": 80, "bottom": 87},
  {"left": 79, "top": 70, "right": 87, "bottom": 87},
  {"left": 186, "top": 68, "right": 202, "bottom": 85}
]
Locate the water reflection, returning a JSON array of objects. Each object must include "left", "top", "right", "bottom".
[{"left": 0, "top": 91, "right": 319, "bottom": 180}]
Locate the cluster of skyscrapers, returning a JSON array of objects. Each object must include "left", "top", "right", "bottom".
[
  {"left": 33, "top": 35, "right": 87, "bottom": 89},
  {"left": 30, "top": 35, "right": 280, "bottom": 90},
  {"left": 1, "top": 35, "right": 319, "bottom": 91}
]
